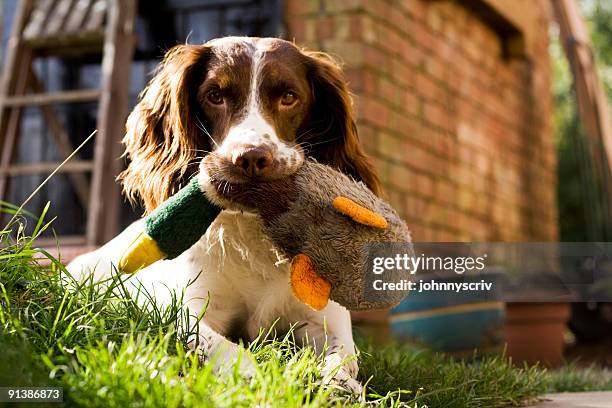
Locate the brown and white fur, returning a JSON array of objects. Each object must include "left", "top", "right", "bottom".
[{"left": 67, "top": 37, "right": 381, "bottom": 393}]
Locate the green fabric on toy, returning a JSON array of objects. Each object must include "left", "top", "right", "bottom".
[{"left": 118, "top": 177, "right": 221, "bottom": 273}]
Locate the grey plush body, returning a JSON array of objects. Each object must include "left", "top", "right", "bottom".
[{"left": 208, "top": 159, "right": 412, "bottom": 311}]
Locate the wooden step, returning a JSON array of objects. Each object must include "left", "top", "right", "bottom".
[
  {"left": 23, "top": 0, "right": 107, "bottom": 46},
  {"left": 0, "top": 160, "right": 94, "bottom": 176},
  {"left": 3, "top": 89, "right": 101, "bottom": 107},
  {"left": 39, "top": 243, "right": 97, "bottom": 264}
]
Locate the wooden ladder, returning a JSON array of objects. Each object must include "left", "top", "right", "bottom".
[{"left": 0, "top": 0, "right": 137, "bottom": 247}]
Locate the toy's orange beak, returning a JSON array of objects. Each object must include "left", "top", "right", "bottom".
[{"left": 290, "top": 254, "right": 331, "bottom": 311}]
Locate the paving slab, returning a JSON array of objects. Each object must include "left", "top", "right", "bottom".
[{"left": 530, "top": 392, "right": 612, "bottom": 407}]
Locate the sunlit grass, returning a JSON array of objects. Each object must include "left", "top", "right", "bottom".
[{"left": 1, "top": 202, "right": 602, "bottom": 407}]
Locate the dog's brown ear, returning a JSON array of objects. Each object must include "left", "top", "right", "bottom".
[
  {"left": 300, "top": 51, "right": 382, "bottom": 196},
  {"left": 119, "top": 44, "right": 212, "bottom": 213}
]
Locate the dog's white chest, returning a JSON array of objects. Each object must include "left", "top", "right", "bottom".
[{"left": 185, "top": 210, "right": 303, "bottom": 338}]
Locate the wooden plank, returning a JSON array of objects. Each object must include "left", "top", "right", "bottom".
[
  {"left": 65, "top": 0, "right": 95, "bottom": 33},
  {"left": 44, "top": 0, "right": 76, "bottom": 37},
  {"left": 0, "top": 160, "right": 93, "bottom": 176},
  {"left": 84, "top": 0, "right": 108, "bottom": 32},
  {"left": 87, "top": 0, "right": 136, "bottom": 245},
  {"left": 0, "top": 0, "right": 34, "bottom": 142},
  {"left": 39, "top": 243, "right": 98, "bottom": 264},
  {"left": 24, "top": 31, "right": 104, "bottom": 54},
  {"left": 36, "top": 236, "right": 89, "bottom": 247},
  {"left": 23, "top": 0, "right": 56, "bottom": 39},
  {"left": 0, "top": 50, "right": 33, "bottom": 202},
  {"left": 27, "top": 68, "right": 91, "bottom": 209},
  {"left": 3, "top": 89, "right": 101, "bottom": 107}
]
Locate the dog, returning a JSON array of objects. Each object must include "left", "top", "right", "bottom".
[{"left": 67, "top": 37, "right": 381, "bottom": 393}]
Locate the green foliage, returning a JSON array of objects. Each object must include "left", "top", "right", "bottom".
[
  {"left": 588, "top": 0, "right": 612, "bottom": 98},
  {"left": 358, "top": 342, "right": 548, "bottom": 407},
  {"left": 547, "top": 363, "right": 612, "bottom": 393}
]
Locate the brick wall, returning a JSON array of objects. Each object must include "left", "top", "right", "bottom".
[{"left": 284, "top": 0, "right": 557, "bottom": 242}]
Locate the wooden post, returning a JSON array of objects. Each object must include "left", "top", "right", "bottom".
[
  {"left": 552, "top": 0, "right": 612, "bottom": 176},
  {"left": 86, "top": 0, "right": 137, "bottom": 245},
  {"left": 0, "top": 0, "right": 33, "bottom": 202},
  {"left": 0, "top": 50, "right": 32, "bottom": 201},
  {"left": 0, "top": 0, "right": 33, "bottom": 129}
]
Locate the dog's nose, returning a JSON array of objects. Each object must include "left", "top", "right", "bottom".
[{"left": 232, "top": 145, "right": 274, "bottom": 177}]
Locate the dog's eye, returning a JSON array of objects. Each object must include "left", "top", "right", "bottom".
[
  {"left": 207, "top": 89, "right": 224, "bottom": 105},
  {"left": 280, "top": 91, "right": 297, "bottom": 106}
]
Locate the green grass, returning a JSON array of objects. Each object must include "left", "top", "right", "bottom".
[
  {"left": 0, "top": 204, "right": 608, "bottom": 407},
  {"left": 547, "top": 363, "right": 612, "bottom": 393}
]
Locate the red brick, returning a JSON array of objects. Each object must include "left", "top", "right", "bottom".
[
  {"left": 362, "top": 43, "right": 389, "bottom": 74},
  {"left": 388, "top": 162, "right": 413, "bottom": 192},
  {"left": 407, "top": 222, "right": 428, "bottom": 242},
  {"left": 405, "top": 195, "right": 427, "bottom": 215},
  {"left": 390, "top": 9, "right": 410, "bottom": 37},
  {"left": 377, "top": 132, "right": 404, "bottom": 162},
  {"left": 324, "top": 0, "right": 363, "bottom": 13},
  {"left": 402, "top": 0, "right": 426, "bottom": 20},
  {"left": 316, "top": 16, "right": 335, "bottom": 41},
  {"left": 416, "top": 173, "right": 435, "bottom": 197},
  {"left": 379, "top": 76, "right": 401, "bottom": 107},
  {"left": 402, "top": 144, "right": 441, "bottom": 175},
  {"left": 424, "top": 56, "right": 446, "bottom": 82},
  {"left": 286, "top": 18, "right": 305, "bottom": 40},
  {"left": 438, "top": 228, "right": 459, "bottom": 242},
  {"left": 412, "top": 22, "right": 435, "bottom": 51},
  {"left": 357, "top": 124, "right": 378, "bottom": 153},
  {"left": 285, "top": 0, "right": 557, "bottom": 242},
  {"left": 425, "top": 5, "right": 444, "bottom": 33},
  {"left": 387, "top": 190, "right": 407, "bottom": 219},
  {"left": 402, "top": 91, "right": 419, "bottom": 116},
  {"left": 391, "top": 56, "right": 415, "bottom": 89},
  {"left": 362, "top": 69, "right": 378, "bottom": 94},
  {"left": 423, "top": 102, "right": 450, "bottom": 131},
  {"left": 435, "top": 180, "right": 456, "bottom": 205},
  {"left": 360, "top": 97, "right": 391, "bottom": 129},
  {"left": 321, "top": 40, "right": 362, "bottom": 65},
  {"left": 415, "top": 72, "right": 445, "bottom": 102},
  {"left": 285, "top": 0, "right": 319, "bottom": 16},
  {"left": 402, "top": 42, "right": 423, "bottom": 68},
  {"left": 347, "top": 14, "right": 363, "bottom": 39},
  {"left": 366, "top": 0, "right": 392, "bottom": 21}
]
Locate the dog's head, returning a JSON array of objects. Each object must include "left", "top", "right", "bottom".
[{"left": 120, "top": 37, "right": 380, "bottom": 212}]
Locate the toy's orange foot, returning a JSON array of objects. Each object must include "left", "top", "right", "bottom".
[
  {"left": 290, "top": 254, "right": 331, "bottom": 311},
  {"left": 332, "top": 196, "right": 388, "bottom": 229}
]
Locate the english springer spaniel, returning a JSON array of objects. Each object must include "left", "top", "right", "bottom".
[{"left": 68, "top": 37, "right": 381, "bottom": 393}]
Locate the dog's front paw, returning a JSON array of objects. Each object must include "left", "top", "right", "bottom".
[
  {"left": 321, "top": 353, "right": 362, "bottom": 395},
  {"left": 326, "top": 368, "right": 363, "bottom": 395},
  {"left": 201, "top": 341, "right": 257, "bottom": 378}
]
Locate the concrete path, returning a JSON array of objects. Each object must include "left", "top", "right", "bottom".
[{"left": 531, "top": 392, "right": 612, "bottom": 407}]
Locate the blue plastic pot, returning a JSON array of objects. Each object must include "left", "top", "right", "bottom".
[{"left": 389, "top": 272, "right": 504, "bottom": 353}]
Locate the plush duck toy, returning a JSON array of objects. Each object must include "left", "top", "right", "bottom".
[{"left": 119, "top": 159, "right": 412, "bottom": 311}]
